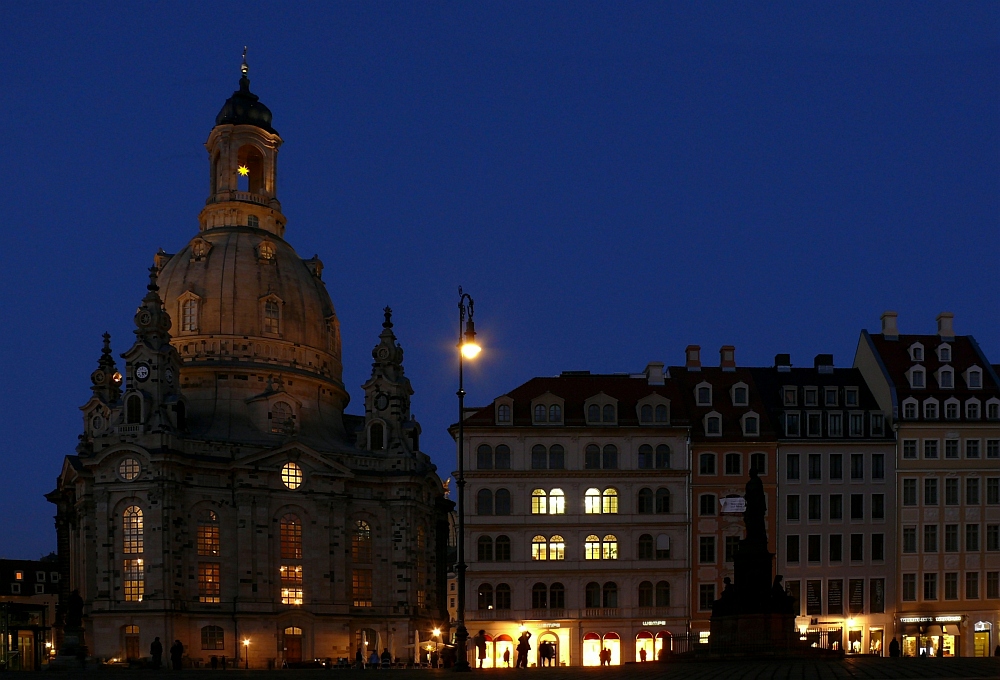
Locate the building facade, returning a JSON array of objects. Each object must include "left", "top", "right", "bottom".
[
  {"left": 1, "top": 558, "right": 60, "bottom": 670},
  {"left": 46, "top": 65, "right": 449, "bottom": 667},
  {"left": 458, "top": 367, "right": 691, "bottom": 666},
  {"left": 855, "top": 312, "right": 1000, "bottom": 657},
  {"left": 752, "top": 354, "right": 896, "bottom": 656}
]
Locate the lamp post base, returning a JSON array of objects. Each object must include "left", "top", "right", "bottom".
[{"left": 453, "top": 622, "right": 471, "bottom": 672}]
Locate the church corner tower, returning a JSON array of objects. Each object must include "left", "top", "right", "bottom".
[{"left": 50, "top": 56, "right": 447, "bottom": 668}]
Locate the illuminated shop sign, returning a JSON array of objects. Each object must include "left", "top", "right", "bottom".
[
  {"left": 539, "top": 623, "right": 560, "bottom": 629},
  {"left": 898, "top": 616, "right": 962, "bottom": 624},
  {"left": 641, "top": 620, "right": 667, "bottom": 626}
]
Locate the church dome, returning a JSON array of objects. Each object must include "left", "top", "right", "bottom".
[
  {"left": 215, "top": 74, "right": 275, "bottom": 133},
  {"left": 156, "top": 225, "right": 344, "bottom": 390}
]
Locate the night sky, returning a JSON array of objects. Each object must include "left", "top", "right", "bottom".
[{"left": 2, "top": 3, "right": 997, "bottom": 559}]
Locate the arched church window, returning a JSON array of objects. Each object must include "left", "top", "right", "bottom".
[
  {"left": 123, "top": 506, "right": 143, "bottom": 554},
  {"left": 369, "top": 422, "right": 385, "bottom": 450},
  {"left": 197, "top": 510, "right": 219, "bottom": 556},
  {"left": 126, "top": 395, "right": 141, "bottom": 424},
  {"left": 264, "top": 300, "right": 280, "bottom": 334},
  {"left": 352, "top": 521, "right": 372, "bottom": 563},
  {"left": 181, "top": 299, "right": 198, "bottom": 332},
  {"left": 271, "top": 401, "right": 293, "bottom": 434},
  {"left": 279, "top": 514, "right": 303, "bottom": 606},
  {"left": 237, "top": 144, "right": 264, "bottom": 194},
  {"left": 279, "top": 514, "right": 302, "bottom": 559}
]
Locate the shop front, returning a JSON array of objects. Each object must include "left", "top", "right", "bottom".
[
  {"left": 973, "top": 621, "right": 992, "bottom": 657},
  {"left": 898, "top": 615, "right": 963, "bottom": 657}
]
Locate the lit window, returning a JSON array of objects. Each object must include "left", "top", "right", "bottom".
[
  {"left": 264, "top": 300, "right": 280, "bottom": 334},
  {"left": 181, "top": 299, "right": 198, "bottom": 332},
  {"left": 585, "top": 535, "right": 601, "bottom": 560},
  {"left": 201, "top": 626, "right": 224, "bottom": 651},
  {"left": 602, "top": 535, "right": 618, "bottom": 560},
  {"left": 531, "top": 489, "right": 547, "bottom": 514},
  {"left": 280, "top": 514, "right": 303, "bottom": 559},
  {"left": 119, "top": 457, "right": 141, "bottom": 481},
  {"left": 585, "top": 488, "right": 601, "bottom": 514},
  {"left": 272, "top": 402, "right": 294, "bottom": 434},
  {"left": 531, "top": 535, "right": 547, "bottom": 561},
  {"left": 259, "top": 242, "right": 275, "bottom": 260},
  {"left": 123, "top": 506, "right": 144, "bottom": 554},
  {"left": 197, "top": 511, "right": 219, "bottom": 556},
  {"left": 198, "top": 562, "right": 221, "bottom": 603},
  {"left": 352, "top": 568, "right": 373, "bottom": 607},
  {"left": 549, "top": 489, "right": 565, "bottom": 514},
  {"left": 602, "top": 488, "right": 618, "bottom": 514},
  {"left": 281, "top": 461, "right": 302, "bottom": 489},
  {"left": 352, "top": 521, "right": 372, "bottom": 563},
  {"left": 548, "top": 535, "right": 565, "bottom": 561},
  {"left": 281, "top": 587, "right": 304, "bottom": 606},
  {"left": 123, "top": 558, "right": 144, "bottom": 602}
]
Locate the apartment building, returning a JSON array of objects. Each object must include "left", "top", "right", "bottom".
[
  {"left": 458, "top": 365, "right": 691, "bottom": 666},
  {"left": 856, "top": 312, "right": 1000, "bottom": 657},
  {"left": 671, "top": 346, "right": 778, "bottom": 644},
  {"left": 752, "top": 354, "right": 896, "bottom": 656}
]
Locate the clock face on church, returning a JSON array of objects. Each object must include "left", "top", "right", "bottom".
[
  {"left": 135, "top": 364, "right": 150, "bottom": 381},
  {"left": 374, "top": 393, "right": 389, "bottom": 411}
]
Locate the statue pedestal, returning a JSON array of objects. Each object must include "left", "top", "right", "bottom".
[
  {"left": 49, "top": 626, "right": 87, "bottom": 669},
  {"left": 710, "top": 612, "right": 799, "bottom": 655}
]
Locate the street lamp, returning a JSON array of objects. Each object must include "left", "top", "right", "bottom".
[
  {"left": 243, "top": 639, "right": 250, "bottom": 669},
  {"left": 453, "top": 287, "right": 480, "bottom": 672}
]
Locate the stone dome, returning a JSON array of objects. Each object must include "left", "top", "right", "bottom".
[
  {"left": 215, "top": 74, "right": 276, "bottom": 133},
  {"left": 156, "top": 225, "right": 344, "bottom": 391}
]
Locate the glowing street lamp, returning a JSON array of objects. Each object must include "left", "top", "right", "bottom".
[
  {"left": 453, "top": 287, "right": 481, "bottom": 672},
  {"left": 243, "top": 639, "right": 250, "bottom": 669}
]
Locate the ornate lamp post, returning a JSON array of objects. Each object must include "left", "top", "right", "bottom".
[{"left": 453, "top": 287, "right": 481, "bottom": 672}]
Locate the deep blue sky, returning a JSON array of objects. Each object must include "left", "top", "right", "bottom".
[{"left": 1, "top": 3, "right": 997, "bottom": 558}]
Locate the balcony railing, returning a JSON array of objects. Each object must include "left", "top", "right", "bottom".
[
  {"left": 115, "top": 424, "right": 142, "bottom": 435},
  {"left": 584, "top": 608, "right": 620, "bottom": 618}
]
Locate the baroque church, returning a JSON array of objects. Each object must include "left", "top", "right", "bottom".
[{"left": 46, "top": 60, "right": 450, "bottom": 667}]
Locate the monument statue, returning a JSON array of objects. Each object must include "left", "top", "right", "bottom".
[{"left": 743, "top": 468, "right": 767, "bottom": 546}]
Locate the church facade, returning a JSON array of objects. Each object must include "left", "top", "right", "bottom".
[{"left": 46, "top": 62, "right": 450, "bottom": 667}]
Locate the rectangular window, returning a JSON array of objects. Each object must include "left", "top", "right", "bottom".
[
  {"left": 967, "top": 572, "right": 980, "bottom": 600},
  {"left": 806, "top": 580, "right": 822, "bottom": 615},
  {"left": 807, "top": 412, "right": 822, "bottom": 436},
  {"left": 807, "top": 535, "right": 821, "bottom": 563},
  {"left": 988, "top": 478, "right": 1000, "bottom": 505},
  {"left": 829, "top": 494, "right": 842, "bottom": 520},
  {"left": 944, "top": 572, "right": 958, "bottom": 600},
  {"left": 872, "top": 533, "right": 884, "bottom": 561},
  {"left": 968, "top": 439, "right": 981, "bottom": 458},
  {"left": 924, "top": 573, "right": 937, "bottom": 600},
  {"left": 925, "top": 478, "right": 938, "bottom": 505},
  {"left": 946, "top": 439, "right": 959, "bottom": 459},
  {"left": 850, "top": 454, "right": 864, "bottom": 479},
  {"left": 809, "top": 494, "right": 822, "bottom": 521},
  {"left": 850, "top": 494, "right": 864, "bottom": 520},
  {"left": 988, "top": 525, "right": 1000, "bottom": 551},
  {"left": 872, "top": 493, "right": 884, "bottom": 520},
  {"left": 786, "top": 535, "right": 800, "bottom": 564},
  {"left": 967, "top": 524, "right": 980, "bottom": 551},
  {"left": 531, "top": 448, "right": 547, "bottom": 469},
  {"left": 829, "top": 454, "right": 843, "bottom": 480},
  {"left": 849, "top": 413, "right": 864, "bottom": 436},
  {"left": 725, "top": 535, "right": 740, "bottom": 563},
  {"left": 902, "top": 526, "right": 917, "bottom": 553},
  {"left": 786, "top": 454, "right": 800, "bottom": 480},
  {"left": 902, "top": 573, "right": 917, "bottom": 601},
  {"left": 699, "top": 536, "right": 716, "bottom": 564},
  {"left": 828, "top": 579, "right": 843, "bottom": 615},
  {"left": 871, "top": 413, "right": 884, "bottom": 436},
  {"left": 699, "top": 584, "right": 716, "bottom": 611},
  {"left": 872, "top": 453, "right": 885, "bottom": 479},
  {"left": 197, "top": 524, "right": 220, "bottom": 556},
  {"left": 804, "top": 388, "right": 818, "bottom": 406},
  {"left": 925, "top": 525, "right": 939, "bottom": 552},
  {"left": 829, "top": 534, "right": 842, "bottom": 562},
  {"left": 903, "top": 479, "right": 917, "bottom": 506},
  {"left": 945, "top": 478, "right": 959, "bottom": 505},
  {"left": 198, "top": 562, "right": 221, "bottom": 603},
  {"left": 924, "top": 440, "right": 939, "bottom": 459},
  {"left": 352, "top": 569, "right": 373, "bottom": 607},
  {"left": 850, "top": 533, "right": 863, "bottom": 562},
  {"left": 989, "top": 572, "right": 1000, "bottom": 599},
  {"left": 786, "top": 495, "right": 800, "bottom": 521},
  {"left": 944, "top": 524, "right": 958, "bottom": 552},
  {"left": 902, "top": 439, "right": 917, "bottom": 459},
  {"left": 828, "top": 413, "right": 843, "bottom": 436},
  {"left": 967, "top": 478, "right": 981, "bottom": 505},
  {"left": 988, "top": 440, "right": 1000, "bottom": 459},
  {"left": 871, "top": 578, "right": 885, "bottom": 613},
  {"left": 786, "top": 412, "right": 800, "bottom": 437},
  {"left": 123, "top": 558, "right": 144, "bottom": 602},
  {"left": 808, "top": 454, "right": 822, "bottom": 480}
]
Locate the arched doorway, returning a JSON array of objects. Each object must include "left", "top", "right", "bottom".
[
  {"left": 481, "top": 634, "right": 495, "bottom": 668},
  {"left": 123, "top": 625, "right": 140, "bottom": 661},
  {"left": 537, "top": 632, "right": 558, "bottom": 667},
  {"left": 635, "top": 631, "right": 653, "bottom": 662},
  {"left": 582, "top": 632, "right": 602, "bottom": 666},
  {"left": 494, "top": 634, "right": 514, "bottom": 668},
  {"left": 283, "top": 627, "right": 303, "bottom": 664},
  {"left": 655, "top": 631, "right": 672, "bottom": 659},
  {"left": 602, "top": 632, "right": 621, "bottom": 665}
]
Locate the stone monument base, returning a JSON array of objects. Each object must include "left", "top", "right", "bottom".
[
  {"left": 47, "top": 627, "right": 88, "bottom": 670},
  {"left": 709, "top": 612, "right": 800, "bottom": 655}
]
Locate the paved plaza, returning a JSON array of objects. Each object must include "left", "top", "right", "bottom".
[{"left": 45, "top": 658, "right": 1000, "bottom": 680}]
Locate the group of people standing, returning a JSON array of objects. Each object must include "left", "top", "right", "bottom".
[
  {"left": 148, "top": 637, "right": 185, "bottom": 670},
  {"left": 470, "top": 630, "right": 557, "bottom": 669}
]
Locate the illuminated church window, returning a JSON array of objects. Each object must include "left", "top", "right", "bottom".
[
  {"left": 281, "top": 461, "right": 302, "bottom": 489},
  {"left": 181, "top": 299, "right": 198, "bottom": 332},
  {"left": 119, "top": 457, "right": 140, "bottom": 481}
]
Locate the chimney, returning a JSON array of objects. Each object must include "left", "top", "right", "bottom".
[
  {"left": 814, "top": 354, "right": 834, "bottom": 374},
  {"left": 775, "top": 354, "right": 791, "bottom": 372},
  {"left": 685, "top": 345, "right": 701, "bottom": 371},
  {"left": 937, "top": 312, "right": 955, "bottom": 341},
  {"left": 645, "top": 362, "right": 666, "bottom": 386},
  {"left": 881, "top": 311, "right": 899, "bottom": 340},
  {"left": 720, "top": 345, "right": 736, "bottom": 372}
]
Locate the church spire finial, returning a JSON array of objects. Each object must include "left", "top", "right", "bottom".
[
  {"left": 147, "top": 265, "right": 159, "bottom": 292},
  {"left": 239, "top": 46, "right": 250, "bottom": 91},
  {"left": 241, "top": 46, "right": 248, "bottom": 75},
  {"left": 383, "top": 306, "right": 393, "bottom": 329}
]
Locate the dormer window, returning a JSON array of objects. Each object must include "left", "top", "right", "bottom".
[
  {"left": 655, "top": 404, "right": 668, "bottom": 422},
  {"left": 944, "top": 400, "right": 959, "bottom": 420},
  {"left": 845, "top": 388, "right": 859, "bottom": 407},
  {"left": 496, "top": 404, "right": 511, "bottom": 424},
  {"left": 696, "top": 384, "right": 712, "bottom": 406},
  {"left": 902, "top": 399, "right": 917, "bottom": 419},
  {"left": 939, "top": 369, "right": 953, "bottom": 389},
  {"left": 783, "top": 388, "right": 797, "bottom": 406},
  {"left": 602, "top": 404, "right": 616, "bottom": 423},
  {"left": 705, "top": 412, "right": 722, "bottom": 436},
  {"left": 967, "top": 399, "right": 981, "bottom": 420},
  {"left": 910, "top": 368, "right": 925, "bottom": 389},
  {"left": 987, "top": 400, "right": 999, "bottom": 420},
  {"left": 731, "top": 384, "right": 748, "bottom": 406},
  {"left": 966, "top": 368, "right": 983, "bottom": 389},
  {"left": 923, "top": 399, "right": 938, "bottom": 420},
  {"left": 640, "top": 405, "right": 653, "bottom": 423},
  {"left": 588, "top": 404, "right": 600, "bottom": 423},
  {"left": 910, "top": 343, "right": 924, "bottom": 361},
  {"left": 804, "top": 388, "right": 818, "bottom": 407},
  {"left": 264, "top": 300, "right": 280, "bottom": 334},
  {"left": 548, "top": 405, "right": 562, "bottom": 423},
  {"left": 824, "top": 388, "right": 838, "bottom": 406},
  {"left": 937, "top": 344, "right": 951, "bottom": 362},
  {"left": 190, "top": 238, "right": 211, "bottom": 261},
  {"left": 742, "top": 412, "right": 759, "bottom": 436},
  {"left": 534, "top": 404, "right": 547, "bottom": 423}
]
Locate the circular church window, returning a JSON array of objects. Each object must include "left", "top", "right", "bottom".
[
  {"left": 119, "top": 457, "right": 141, "bottom": 481},
  {"left": 282, "top": 462, "right": 303, "bottom": 490}
]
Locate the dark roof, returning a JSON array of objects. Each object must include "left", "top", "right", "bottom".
[
  {"left": 0, "top": 559, "right": 61, "bottom": 595},
  {"left": 462, "top": 373, "right": 690, "bottom": 428},
  {"left": 216, "top": 74, "right": 275, "bottom": 134},
  {"left": 669, "top": 367, "right": 777, "bottom": 442}
]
